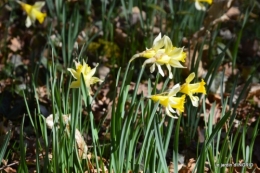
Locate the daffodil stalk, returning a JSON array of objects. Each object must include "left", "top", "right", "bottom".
[
  {"left": 180, "top": 72, "right": 206, "bottom": 107},
  {"left": 148, "top": 84, "right": 186, "bottom": 118},
  {"left": 130, "top": 33, "right": 186, "bottom": 79},
  {"left": 194, "top": 0, "right": 212, "bottom": 11},
  {"left": 67, "top": 60, "right": 103, "bottom": 95},
  {"left": 16, "top": 1, "right": 47, "bottom": 27}
]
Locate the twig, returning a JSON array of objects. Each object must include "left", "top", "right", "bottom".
[{"left": 0, "top": 161, "right": 19, "bottom": 171}]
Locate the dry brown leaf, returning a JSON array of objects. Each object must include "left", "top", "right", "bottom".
[
  {"left": 232, "top": 84, "right": 251, "bottom": 104},
  {"left": 98, "top": 65, "right": 110, "bottom": 81},
  {"left": 246, "top": 83, "right": 260, "bottom": 99},
  {"left": 46, "top": 114, "right": 88, "bottom": 159},
  {"left": 130, "top": 7, "right": 146, "bottom": 26},
  {"left": 212, "top": 7, "right": 240, "bottom": 25},
  {"left": 8, "top": 38, "right": 22, "bottom": 52},
  {"left": 168, "top": 161, "right": 184, "bottom": 173},
  {"left": 75, "top": 129, "right": 88, "bottom": 159},
  {"left": 3, "top": 166, "right": 17, "bottom": 173},
  {"left": 115, "top": 28, "right": 128, "bottom": 46},
  {"left": 184, "top": 47, "right": 207, "bottom": 78},
  {"left": 36, "top": 86, "right": 49, "bottom": 104},
  {"left": 187, "top": 158, "right": 196, "bottom": 172},
  {"left": 189, "top": 0, "right": 241, "bottom": 48},
  {"left": 0, "top": 121, "right": 12, "bottom": 135},
  {"left": 85, "top": 153, "right": 108, "bottom": 173}
]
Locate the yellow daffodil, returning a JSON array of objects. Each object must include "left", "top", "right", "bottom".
[
  {"left": 195, "top": 0, "right": 212, "bottom": 11},
  {"left": 17, "top": 1, "right": 47, "bottom": 27},
  {"left": 67, "top": 60, "right": 103, "bottom": 94},
  {"left": 130, "top": 33, "right": 186, "bottom": 79},
  {"left": 149, "top": 84, "right": 186, "bottom": 118},
  {"left": 180, "top": 72, "right": 206, "bottom": 107}
]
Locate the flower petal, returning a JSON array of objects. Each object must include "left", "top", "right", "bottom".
[
  {"left": 168, "top": 59, "right": 186, "bottom": 68},
  {"left": 186, "top": 72, "right": 195, "bottom": 83},
  {"left": 195, "top": 1, "right": 206, "bottom": 11},
  {"left": 168, "top": 105, "right": 176, "bottom": 114},
  {"left": 190, "top": 80, "right": 206, "bottom": 94},
  {"left": 153, "top": 33, "right": 165, "bottom": 51},
  {"left": 33, "top": 10, "right": 46, "bottom": 23},
  {"left": 67, "top": 68, "right": 80, "bottom": 79},
  {"left": 166, "top": 64, "right": 173, "bottom": 79},
  {"left": 164, "top": 36, "right": 173, "bottom": 54},
  {"left": 190, "top": 95, "right": 199, "bottom": 107},
  {"left": 169, "top": 47, "right": 186, "bottom": 62},
  {"left": 153, "top": 33, "right": 162, "bottom": 46},
  {"left": 143, "top": 58, "right": 156, "bottom": 66},
  {"left": 165, "top": 107, "right": 178, "bottom": 118},
  {"left": 87, "top": 64, "right": 98, "bottom": 77},
  {"left": 150, "top": 63, "right": 155, "bottom": 73},
  {"left": 169, "top": 84, "right": 181, "bottom": 96},
  {"left": 33, "top": 1, "right": 45, "bottom": 11},
  {"left": 90, "top": 77, "right": 103, "bottom": 85},
  {"left": 157, "top": 64, "right": 165, "bottom": 77},
  {"left": 69, "top": 80, "right": 81, "bottom": 88},
  {"left": 25, "top": 16, "right": 33, "bottom": 27},
  {"left": 171, "top": 95, "right": 186, "bottom": 112},
  {"left": 197, "top": 79, "right": 206, "bottom": 94}
]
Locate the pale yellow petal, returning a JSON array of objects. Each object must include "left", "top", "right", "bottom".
[
  {"left": 156, "top": 54, "right": 170, "bottom": 64},
  {"left": 75, "top": 61, "right": 81, "bottom": 70},
  {"left": 168, "top": 84, "right": 180, "bottom": 96},
  {"left": 143, "top": 58, "right": 156, "bottom": 66},
  {"left": 195, "top": 1, "right": 206, "bottom": 11},
  {"left": 168, "top": 47, "right": 183, "bottom": 59},
  {"left": 33, "top": 1, "right": 45, "bottom": 11},
  {"left": 164, "top": 36, "right": 173, "bottom": 54},
  {"left": 150, "top": 63, "right": 155, "bottom": 73},
  {"left": 168, "top": 105, "right": 176, "bottom": 114},
  {"left": 69, "top": 80, "right": 81, "bottom": 88},
  {"left": 90, "top": 77, "right": 102, "bottom": 85},
  {"left": 67, "top": 68, "right": 80, "bottom": 79},
  {"left": 153, "top": 33, "right": 162, "bottom": 45},
  {"left": 25, "top": 16, "right": 33, "bottom": 27},
  {"left": 189, "top": 83, "right": 200, "bottom": 91},
  {"left": 168, "top": 59, "right": 186, "bottom": 68},
  {"left": 166, "top": 107, "right": 178, "bottom": 118},
  {"left": 153, "top": 33, "right": 162, "bottom": 46},
  {"left": 186, "top": 72, "right": 195, "bottom": 83},
  {"left": 156, "top": 64, "right": 165, "bottom": 77},
  {"left": 166, "top": 64, "right": 173, "bottom": 79},
  {"left": 190, "top": 95, "right": 199, "bottom": 107},
  {"left": 153, "top": 33, "right": 165, "bottom": 51},
  {"left": 87, "top": 64, "right": 98, "bottom": 77}
]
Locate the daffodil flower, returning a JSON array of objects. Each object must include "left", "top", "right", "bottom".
[
  {"left": 148, "top": 84, "right": 186, "bottom": 118},
  {"left": 195, "top": 0, "right": 212, "bottom": 11},
  {"left": 67, "top": 60, "right": 103, "bottom": 95},
  {"left": 130, "top": 33, "right": 186, "bottom": 79},
  {"left": 180, "top": 72, "right": 206, "bottom": 107},
  {"left": 17, "top": 1, "right": 47, "bottom": 27}
]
